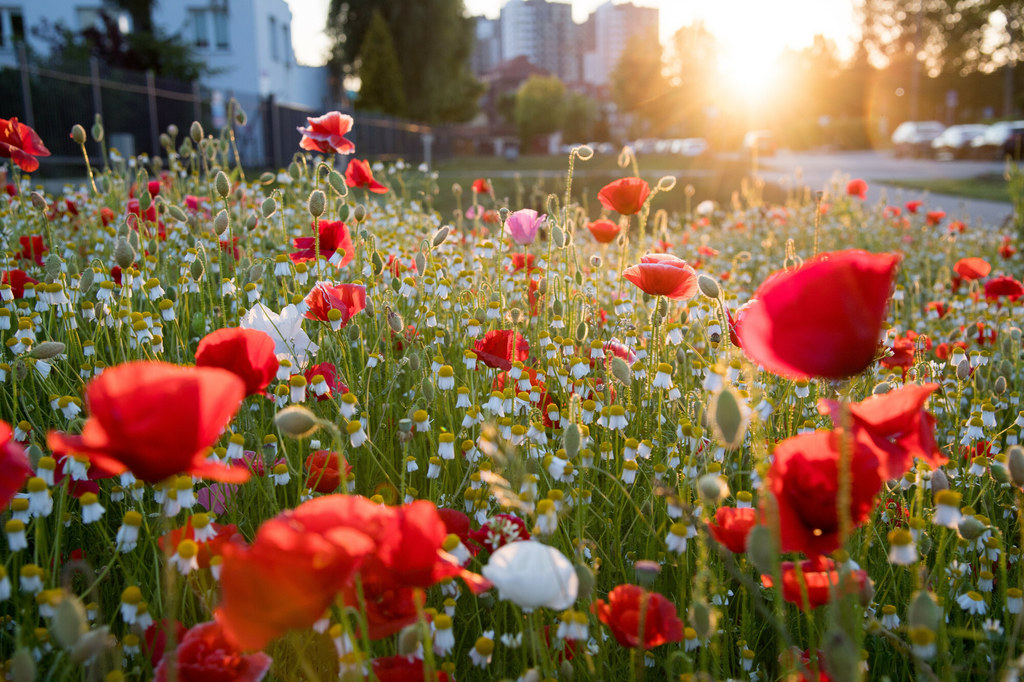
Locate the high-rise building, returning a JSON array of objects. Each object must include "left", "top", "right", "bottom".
[
  {"left": 470, "top": 16, "right": 502, "bottom": 77},
  {"left": 582, "top": 1, "right": 659, "bottom": 86},
  {"left": 498, "top": 0, "right": 580, "bottom": 83}
]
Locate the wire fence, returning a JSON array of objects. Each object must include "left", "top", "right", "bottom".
[{"left": 0, "top": 48, "right": 458, "bottom": 171}]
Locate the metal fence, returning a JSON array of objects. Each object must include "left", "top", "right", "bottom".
[{"left": 0, "top": 48, "right": 455, "bottom": 170}]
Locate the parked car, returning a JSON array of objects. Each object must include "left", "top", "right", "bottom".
[
  {"left": 671, "top": 138, "right": 709, "bottom": 157},
  {"left": 968, "top": 120, "right": 1024, "bottom": 159},
  {"left": 742, "top": 130, "right": 776, "bottom": 157},
  {"left": 1002, "top": 126, "right": 1024, "bottom": 160},
  {"left": 930, "top": 124, "right": 989, "bottom": 159},
  {"left": 891, "top": 121, "right": 945, "bottom": 158}
]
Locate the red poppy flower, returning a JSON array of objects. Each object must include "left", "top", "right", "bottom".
[
  {"left": 878, "top": 335, "right": 915, "bottom": 375},
  {"left": 297, "top": 111, "right": 355, "bottom": 155},
  {"left": 473, "top": 329, "right": 529, "bottom": 371},
  {"left": 158, "top": 518, "right": 239, "bottom": 569},
  {"left": 0, "top": 421, "right": 31, "bottom": 509},
  {"left": 766, "top": 430, "right": 884, "bottom": 558},
  {"left": 144, "top": 620, "right": 188, "bottom": 668},
  {"left": 371, "top": 655, "right": 451, "bottom": 682},
  {"left": 1, "top": 269, "right": 38, "bottom": 299},
  {"left": 437, "top": 507, "right": 473, "bottom": 544},
  {"left": 905, "top": 200, "right": 922, "bottom": 214},
  {"left": 47, "top": 362, "right": 249, "bottom": 483},
  {"left": 195, "top": 328, "right": 279, "bottom": 397},
  {"left": 154, "top": 620, "right": 271, "bottom": 682},
  {"left": 586, "top": 219, "right": 621, "bottom": 244},
  {"left": 0, "top": 117, "right": 50, "bottom": 172},
  {"left": 736, "top": 250, "right": 901, "bottom": 380},
  {"left": 1000, "top": 236, "right": 1017, "bottom": 259},
  {"left": 707, "top": 507, "right": 758, "bottom": 554},
  {"left": 290, "top": 220, "right": 354, "bottom": 267},
  {"left": 761, "top": 557, "right": 868, "bottom": 609},
  {"left": 508, "top": 253, "right": 536, "bottom": 272},
  {"left": 947, "top": 220, "right": 966, "bottom": 233},
  {"left": 345, "top": 158, "right": 388, "bottom": 193},
  {"left": 471, "top": 177, "right": 491, "bottom": 194},
  {"left": 303, "top": 362, "right": 348, "bottom": 401},
  {"left": 622, "top": 253, "right": 699, "bottom": 300},
  {"left": 925, "top": 210, "right": 945, "bottom": 227},
  {"left": 305, "top": 450, "right": 352, "bottom": 492},
  {"left": 598, "top": 177, "right": 651, "bottom": 215},
  {"left": 845, "top": 178, "right": 867, "bottom": 200},
  {"left": 818, "top": 382, "right": 945, "bottom": 479},
  {"left": 17, "top": 235, "right": 46, "bottom": 266},
  {"left": 954, "top": 257, "right": 990, "bottom": 281},
  {"left": 303, "top": 281, "right": 366, "bottom": 327},
  {"left": 985, "top": 275, "right": 1024, "bottom": 301},
  {"left": 594, "top": 584, "right": 683, "bottom": 649}
]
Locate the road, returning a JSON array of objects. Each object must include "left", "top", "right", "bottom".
[{"left": 756, "top": 150, "right": 1016, "bottom": 229}]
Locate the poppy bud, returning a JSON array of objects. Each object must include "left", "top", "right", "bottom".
[
  {"left": 560, "top": 660, "right": 574, "bottom": 680},
  {"left": 189, "top": 120, "right": 204, "bottom": 143},
  {"left": 995, "top": 376, "right": 1007, "bottom": 395},
  {"left": 91, "top": 115, "right": 104, "bottom": 142},
  {"left": 657, "top": 175, "right": 676, "bottom": 191},
  {"left": 634, "top": 559, "right": 661, "bottom": 588},
  {"left": 245, "top": 213, "right": 259, "bottom": 231},
  {"left": 52, "top": 593, "right": 87, "bottom": 648},
  {"left": 574, "top": 144, "right": 594, "bottom": 160},
  {"left": 990, "top": 458, "right": 1009, "bottom": 485},
  {"left": 69, "top": 627, "right": 113, "bottom": 664},
  {"left": 611, "top": 356, "right": 631, "bottom": 387},
  {"left": 908, "top": 590, "right": 941, "bottom": 631},
  {"left": 562, "top": 424, "right": 580, "bottom": 459},
  {"left": 234, "top": 104, "right": 247, "bottom": 126},
  {"left": 956, "top": 359, "right": 971, "bottom": 380},
  {"left": 590, "top": 255, "right": 602, "bottom": 268},
  {"left": 745, "top": 524, "right": 777, "bottom": 574},
  {"left": 247, "top": 263, "right": 264, "bottom": 283},
  {"left": 190, "top": 257, "right": 205, "bottom": 281},
  {"left": 710, "top": 386, "right": 747, "bottom": 449},
  {"left": 214, "top": 170, "right": 230, "bottom": 198},
  {"left": 432, "top": 225, "right": 450, "bottom": 248},
  {"left": 408, "top": 353, "right": 420, "bottom": 372},
  {"left": 698, "top": 473, "right": 728, "bottom": 503},
  {"left": 307, "top": 190, "right": 326, "bottom": 218},
  {"left": 30, "top": 191, "right": 47, "bottom": 210},
  {"left": 288, "top": 161, "right": 301, "bottom": 180},
  {"left": 353, "top": 204, "right": 366, "bottom": 222},
  {"left": 259, "top": 171, "right": 275, "bottom": 185},
  {"left": 114, "top": 237, "right": 135, "bottom": 270},
  {"left": 327, "top": 170, "right": 347, "bottom": 196},
  {"left": 414, "top": 252, "right": 426, "bottom": 275},
  {"left": 1008, "top": 446, "right": 1024, "bottom": 488},
  {"left": 212, "top": 209, "right": 229, "bottom": 236},
  {"left": 498, "top": 207, "right": 510, "bottom": 223},
  {"left": 79, "top": 268, "right": 94, "bottom": 294},
  {"left": 168, "top": 205, "right": 188, "bottom": 223},
  {"left": 550, "top": 225, "right": 565, "bottom": 248},
  {"left": 274, "top": 405, "right": 319, "bottom": 438},
  {"left": 690, "top": 601, "right": 714, "bottom": 640},
  {"left": 387, "top": 309, "right": 404, "bottom": 333},
  {"left": 957, "top": 515, "right": 985, "bottom": 540},
  {"left": 575, "top": 321, "right": 588, "bottom": 344},
  {"left": 697, "top": 275, "right": 720, "bottom": 299},
  {"left": 822, "top": 628, "right": 859, "bottom": 682},
  {"left": 451, "top": 182, "right": 462, "bottom": 196},
  {"left": 930, "top": 467, "right": 949, "bottom": 494},
  {"left": 30, "top": 342, "right": 65, "bottom": 360},
  {"left": 70, "top": 124, "right": 87, "bottom": 145},
  {"left": 9, "top": 648, "right": 34, "bottom": 682},
  {"left": 552, "top": 300, "right": 562, "bottom": 316},
  {"left": 397, "top": 625, "right": 421, "bottom": 657}
]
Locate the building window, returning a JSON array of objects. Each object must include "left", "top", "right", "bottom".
[
  {"left": 282, "top": 24, "right": 289, "bottom": 65},
  {"left": 76, "top": 8, "right": 132, "bottom": 34},
  {"left": 269, "top": 15, "right": 277, "bottom": 61},
  {"left": 190, "top": 6, "right": 229, "bottom": 50},
  {"left": 0, "top": 7, "right": 25, "bottom": 50}
]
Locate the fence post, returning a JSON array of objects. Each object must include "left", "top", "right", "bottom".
[
  {"left": 17, "top": 44, "right": 33, "bottom": 128},
  {"left": 90, "top": 58, "right": 103, "bottom": 122},
  {"left": 146, "top": 70, "right": 159, "bottom": 156}
]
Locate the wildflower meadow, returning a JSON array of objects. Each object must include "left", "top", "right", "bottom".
[{"left": 1, "top": 108, "right": 1024, "bottom": 682}]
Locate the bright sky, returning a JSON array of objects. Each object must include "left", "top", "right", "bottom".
[{"left": 287, "top": 0, "right": 859, "bottom": 68}]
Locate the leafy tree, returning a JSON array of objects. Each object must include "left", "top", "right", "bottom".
[
  {"left": 610, "top": 34, "right": 672, "bottom": 136},
  {"left": 327, "top": 0, "right": 482, "bottom": 123},
  {"left": 34, "top": 10, "right": 204, "bottom": 82},
  {"left": 515, "top": 75, "right": 566, "bottom": 146},
  {"left": 561, "top": 91, "right": 599, "bottom": 143},
  {"left": 354, "top": 11, "right": 407, "bottom": 116}
]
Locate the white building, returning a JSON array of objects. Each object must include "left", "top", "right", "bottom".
[
  {"left": 582, "top": 1, "right": 658, "bottom": 86},
  {"left": 0, "top": 0, "right": 327, "bottom": 109},
  {"left": 499, "top": 0, "right": 580, "bottom": 83}
]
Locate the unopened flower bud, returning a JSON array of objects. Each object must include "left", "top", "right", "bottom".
[
  {"left": 70, "top": 125, "right": 87, "bottom": 145},
  {"left": 30, "top": 342, "right": 65, "bottom": 360},
  {"left": 1008, "top": 445, "right": 1024, "bottom": 488},
  {"left": 957, "top": 515, "right": 986, "bottom": 540},
  {"left": 214, "top": 171, "right": 230, "bottom": 199},
  {"left": 308, "top": 189, "right": 326, "bottom": 218},
  {"left": 746, "top": 524, "right": 777, "bottom": 574},
  {"left": 274, "top": 406, "right": 319, "bottom": 438},
  {"left": 353, "top": 204, "right": 366, "bottom": 222},
  {"left": 432, "top": 225, "right": 450, "bottom": 248},
  {"left": 956, "top": 359, "right": 971, "bottom": 381},
  {"left": 634, "top": 559, "right": 661, "bottom": 588},
  {"left": 214, "top": 209, "right": 230, "bottom": 236},
  {"left": 328, "top": 170, "right": 347, "bottom": 196},
  {"left": 189, "top": 120, "right": 204, "bottom": 143},
  {"left": 697, "top": 473, "right": 729, "bottom": 503},
  {"left": 697, "top": 274, "right": 720, "bottom": 299},
  {"left": 574, "top": 144, "right": 594, "bottom": 160}
]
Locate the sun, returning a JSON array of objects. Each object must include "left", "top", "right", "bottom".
[{"left": 719, "top": 44, "right": 781, "bottom": 106}]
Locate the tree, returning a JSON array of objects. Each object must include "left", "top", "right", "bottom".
[
  {"left": 327, "top": 0, "right": 483, "bottom": 123},
  {"left": 561, "top": 91, "right": 599, "bottom": 143},
  {"left": 610, "top": 34, "right": 672, "bottom": 136},
  {"left": 664, "top": 22, "right": 720, "bottom": 134},
  {"left": 354, "top": 11, "right": 407, "bottom": 116},
  {"left": 515, "top": 75, "right": 566, "bottom": 147}
]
